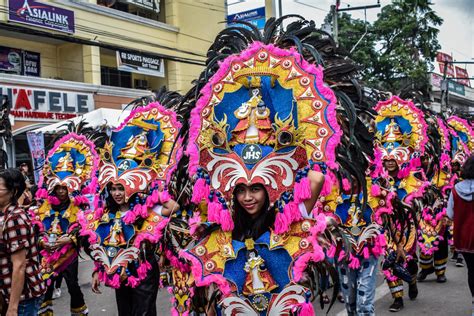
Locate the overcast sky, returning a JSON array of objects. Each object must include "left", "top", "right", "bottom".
[{"left": 227, "top": 0, "right": 473, "bottom": 85}]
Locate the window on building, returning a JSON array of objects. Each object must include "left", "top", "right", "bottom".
[
  {"left": 101, "top": 66, "right": 132, "bottom": 88},
  {"left": 97, "top": 0, "right": 162, "bottom": 22}
]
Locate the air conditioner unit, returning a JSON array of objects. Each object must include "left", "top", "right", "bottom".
[{"left": 135, "top": 79, "right": 149, "bottom": 90}]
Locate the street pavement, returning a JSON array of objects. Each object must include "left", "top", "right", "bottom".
[{"left": 51, "top": 254, "right": 471, "bottom": 315}]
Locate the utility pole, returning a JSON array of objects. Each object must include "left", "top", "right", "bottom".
[{"left": 332, "top": 1, "right": 381, "bottom": 46}]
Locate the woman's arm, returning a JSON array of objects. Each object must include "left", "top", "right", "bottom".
[
  {"left": 446, "top": 191, "right": 454, "bottom": 219},
  {"left": 6, "top": 249, "right": 27, "bottom": 315},
  {"left": 304, "top": 170, "right": 325, "bottom": 214},
  {"left": 158, "top": 199, "right": 180, "bottom": 217}
]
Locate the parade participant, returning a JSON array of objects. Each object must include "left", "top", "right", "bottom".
[
  {"left": 446, "top": 155, "right": 474, "bottom": 315},
  {"left": 417, "top": 116, "right": 452, "bottom": 283},
  {"left": 79, "top": 101, "right": 181, "bottom": 316},
  {"left": 374, "top": 96, "right": 429, "bottom": 312},
  {"left": 173, "top": 16, "right": 375, "bottom": 316},
  {"left": 447, "top": 116, "right": 474, "bottom": 267},
  {"left": 320, "top": 174, "right": 393, "bottom": 316},
  {"left": 32, "top": 134, "right": 98, "bottom": 316},
  {"left": 0, "top": 168, "right": 46, "bottom": 316}
]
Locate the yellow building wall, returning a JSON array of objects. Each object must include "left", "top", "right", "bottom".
[
  {"left": 0, "top": 35, "right": 59, "bottom": 79},
  {"left": 57, "top": 43, "right": 84, "bottom": 82},
  {"left": 0, "top": 0, "right": 226, "bottom": 93},
  {"left": 165, "top": 0, "right": 225, "bottom": 93}
]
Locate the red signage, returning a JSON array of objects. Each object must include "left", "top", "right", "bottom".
[
  {"left": 0, "top": 84, "right": 94, "bottom": 122},
  {"left": 436, "top": 52, "right": 455, "bottom": 77},
  {"left": 455, "top": 66, "right": 471, "bottom": 87}
]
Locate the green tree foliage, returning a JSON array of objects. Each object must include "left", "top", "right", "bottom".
[{"left": 335, "top": 0, "right": 443, "bottom": 93}]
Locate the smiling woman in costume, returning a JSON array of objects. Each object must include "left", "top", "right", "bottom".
[
  {"left": 176, "top": 13, "right": 362, "bottom": 315},
  {"left": 79, "top": 99, "right": 181, "bottom": 316}
]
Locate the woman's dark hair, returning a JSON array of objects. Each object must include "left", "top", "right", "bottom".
[
  {"left": 232, "top": 184, "right": 274, "bottom": 241},
  {"left": 0, "top": 168, "right": 26, "bottom": 205},
  {"left": 461, "top": 155, "right": 474, "bottom": 180}
]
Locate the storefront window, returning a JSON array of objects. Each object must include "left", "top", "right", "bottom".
[
  {"left": 97, "top": 0, "right": 162, "bottom": 22},
  {"left": 101, "top": 66, "right": 132, "bottom": 88}
]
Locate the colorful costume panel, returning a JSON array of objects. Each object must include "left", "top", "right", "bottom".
[
  {"left": 32, "top": 133, "right": 98, "bottom": 279},
  {"left": 32, "top": 133, "right": 97, "bottom": 316},
  {"left": 180, "top": 37, "right": 344, "bottom": 315},
  {"left": 79, "top": 102, "right": 181, "bottom": 288}
]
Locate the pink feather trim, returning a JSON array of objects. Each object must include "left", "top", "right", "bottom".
[
  {"left": 47, "top": 196, "right": 60, "bottom": 205},
  {"left": 294, "top": 177, "right": 311, "bottom": 203},
  {"left": 191, "top": 178, "right": 210, "bottom": 204},
  {"left": 274, "top": 211, "right": 291, "bottom": 234},
  {"left": 207, "top": 201, "right": 222, "bottom": 223},
  {"left": 218, "top": 209, "right": 234, "bottom": 231}
]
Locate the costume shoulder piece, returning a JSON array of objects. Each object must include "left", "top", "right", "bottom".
[
  {"left": 79, "top": 102, "right": 181, "bottom": 289},
  {"left": 33, "top": 133, "right": 99, "bottom": 280},
  {"left": 187, "top": 41, "right": 341, "bottom": 233}
]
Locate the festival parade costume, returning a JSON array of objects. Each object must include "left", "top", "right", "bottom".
[
  {"left": 79, "top": 101, "right": 181, "bottom": 316},
  {"left": 373, "top": 96, "right": 429, "bottom": 302},
  {"left": 417, "top": 114, "right": 453, "bottom": 281},
  {"left": 156, "top": 16, "right": 380, "bottom": 316},
  {"left": 31, "top": 133, "right": 97, "bottom": 316}
]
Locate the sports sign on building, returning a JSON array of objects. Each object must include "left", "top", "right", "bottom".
[
  {"left": 116, "top": 50, "right": 165, "bottom": 77},
  {"left": 8, "top": 0, "right": 75, "bottom": 34},
  {"left": 0, "top": 84, "right": 94, "bottom": 122}
]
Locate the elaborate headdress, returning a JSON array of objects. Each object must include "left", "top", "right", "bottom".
[
  {"left": 36, "top": 133, "right": 99, "bottom": 205},
  {"left": 447, "top": 115, "right": 473, "bottom": 166},
  {"left": 374, "top": 96, "right": 428, "bottom": 177},
  {"left": 187, "top": 41, "right": 341, "bottom": 233},
  {"left": 94, "top": 102, "right": 182, "bottom": 222}
]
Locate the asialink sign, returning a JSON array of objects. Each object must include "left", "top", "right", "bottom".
[{"left": 9, "top": 0, "right": 75, "bottom": 34}]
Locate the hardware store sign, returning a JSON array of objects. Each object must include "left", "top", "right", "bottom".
[
  {"left": 0, "top": 85, "right": 94, "bottom": 122},
  {"left": 9, "top": 0, "right": 75, "bottom": 34}
]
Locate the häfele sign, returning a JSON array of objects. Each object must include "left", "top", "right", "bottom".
[
  {"left": 0, "top": 84, "right": 94, "bottom": 122},
  {"left": 116, "top": 50, "right": 165, "bottom": 77},
  {"left": 8, "top": 0, "right": 75, "bottom": 34}
]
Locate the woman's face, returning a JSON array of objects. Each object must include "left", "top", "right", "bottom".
[
  {"left": 0, "top": 178, "right": 12, "bottom": 207},
  {"left": 54, "top": 185, "right": 69, "bottom": 202},
  {"left": 110, "top": 183, "right": 126, "bottom": 206},
  {"left": 234, "top": 184, "right": 266, "bottom": 219},
  {"left": 383, "top": 159, "right": 399, "bottom": 173}
]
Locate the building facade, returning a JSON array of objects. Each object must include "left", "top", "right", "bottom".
[{"left": 0, "top": 0, "right": 224, "bottom": 167}]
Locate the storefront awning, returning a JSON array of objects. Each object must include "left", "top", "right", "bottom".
[{"left": 32, "top": 108, "right": 131, "bottom": 133}]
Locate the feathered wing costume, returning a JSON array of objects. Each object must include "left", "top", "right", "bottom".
[
  {"left": 79, "top": 99, "right": 182, "bottom": 289},
  {"left": 163, "top": 16, "right": 377, "bottom": 316},
  {"left": 32, "top": 133, "right": 97, "bottom": 316},
  {"left": 373, "top": 96, "right": 429, "bottom": 299}
]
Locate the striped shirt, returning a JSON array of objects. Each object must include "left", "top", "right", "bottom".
[{"left": 0, "top": 206, "right": 46, "bottom": 303}]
